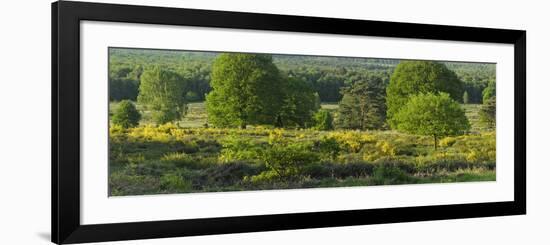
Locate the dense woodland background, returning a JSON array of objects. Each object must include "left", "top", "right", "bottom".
[{"left": 109, "top": 48, "right": 495, "bottom": 105}]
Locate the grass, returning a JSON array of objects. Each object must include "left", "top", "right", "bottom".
[
  {"left": 108, "top": 102, "right": 496, "bottom": 196},
  {"left": 110, "top": 101, "right": 208, "bottom": 128},
  {"left": 462, "top": 103, "right": 490, "bottom": 133}
]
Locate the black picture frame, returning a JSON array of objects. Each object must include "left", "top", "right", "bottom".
[{"left": 52, "top": 1, "right": 526, "bottom": 244}]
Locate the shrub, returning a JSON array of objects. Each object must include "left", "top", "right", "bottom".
[
  {"left": 111, "top": 100, "right": 141, "bottom": 128},
  {"left": 244, "top": 170, "right": 280, "bottom": 185},
  {"left": 466, "top": 149, "right": 496, "bottom": 163},
  {"left": 219, "top": 135, "right": 262, "bottom": 162},
  {"left": 152, "top": 107, "right": 183, "bottom": 125},
  {"left": 363, "top": 140, "right": 397, "bottom": 161},
  {"left": 315, "top": 136, "right": 341, "bottom": 160},
  {"left": 377, "top": 141, "right": 396, "bottom": 156},
  {"left": 313, "top": 110, "right": 334, "bottom": 130},
  {"left": 127, "top": 124, "right": 173, "bottom": 142},
  {"left": 439, "top": 137, "right": 457, "bottom": 147},
  {"left": 268, "top": 128, "right": 286, "bottom": 145},
  {"left": 328, "top": 131, "right": 374, "bottom": 153},
  {"left": 160, "top": 173, "right": 192, "bottom": 192},
  {"left": 371, "top": 165, "right": 411, "bottom": 185},
  {"left": 109, "top": 124, "right": 126, "bottom": 136},
  {"left": 261, "top": 143, "right": 320, "bottom": 180}
]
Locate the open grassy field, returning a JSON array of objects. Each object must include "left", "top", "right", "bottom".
[
  {"left": 111, "top": 102, "right": 489, "bottom": 132},
  {"left": 462, "top": 103, "right": 491, "bottom": 133},
  {"left": 108, "top": 102, "right": 495, "bottom": 196}
]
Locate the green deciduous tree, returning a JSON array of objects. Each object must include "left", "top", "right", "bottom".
[
  {"left": 386, "top": 61, "right": 464, "bottom": 128},
  {"left": 393, "top": 93, "right": 470, "bottom": 149},
  {"left": 482, "top": 79, "right": 496, "bottom": 104},
  {"left": 111, "top": 100, "right": 141, "bottom": 128},
  {"left": 206, "top": 53, "right": 284, "bottom": 128},
  {"left": 479, "top": 96, "right": 496, "bottom": 129},
  {"left": 337, "top": 76, "right": 386, "bottom": 130},
  {"left": 137, "top": 67, "right": 187, "bottom": 124},
  {"left": 276, "top": 77, "right": 320, "bottom": 128}
]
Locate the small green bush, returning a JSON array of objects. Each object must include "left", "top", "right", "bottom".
[
  {"left": 261, "top": 143, "right": 320, "bottom": 180},
  {"left": 152, "top": 107, "right": 182, "bottom": 125},
  {"left": 439, "top": 137, "right": 457, "bottom": 147},
  {"left": 244, "top": 170, "right": 280, "bottom": 185},
  {"left": 371, "top": 165, "right": 411, "bottom": 185},
  {"left": 160, "top": 173, "right": 192, "bottom": 192},
  {"left": 315, "top": 136, "right": 341, "bottom": 160},
  {"left": 219, "top": 136, "right": 262, "bottom": 162},
  {"left": 111, "top": 100, "right": 141, "bottom": 128},
  {"left": 313, "top": 110, "right": 334, "bottom": 130}
]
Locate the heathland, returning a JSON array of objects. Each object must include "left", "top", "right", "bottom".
[{"left": 108, "top": 48, "right": 496, "bottom": 196}]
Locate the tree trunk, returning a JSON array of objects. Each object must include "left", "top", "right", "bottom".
[
  {"left": 434, "top": 135, "right": 438, "bottom": 150},
  {"left": 240, "top": 124, "right": 246, "bottom": 129}
]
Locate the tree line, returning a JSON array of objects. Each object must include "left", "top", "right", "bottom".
[
  {"left": 111, "top": 50, "right": 497, "bottom": 149},
  {"left": 109, "top": 49, "right": 495, "bottom": 104}
]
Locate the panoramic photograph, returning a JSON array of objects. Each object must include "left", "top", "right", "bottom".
[{"left": 108, "top": 47, "right": 497, "bottom": 196}]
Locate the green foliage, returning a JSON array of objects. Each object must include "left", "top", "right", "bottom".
[
  {"left": 219, "top": 135, "right": 262, "bottom": 163},
  {"left": 261, "top": 143, "right": 320, "bottom": 180},
  {"left": 450, "top": 62, "right": 495, "bottom": 104},
  {"left": 111, "top": 100, "right": 141, "bottom": 128},
  {"left": 160, "top": 173, "right": 192, "bottom": 192},
  {"left": 110, "top": 78, "right": 139, "bottom": 101},
  {"left": 393, "top": 93, "right": 470, "bottom": 149},
  {"left": 337, "top": 76, "right": 387, "bottom": 130},
  {"left": 479, "top": 96, "right": 496, "bottom": 129},
  {"left": 206, "top": 53, "right": 284, "bottom": 128},
  {"left": 277, "top": 77, "right": 320, "bottom": 128},
  {"left": 109, "top": 124, "right": 495, "bottom": 196},
  {"left": 315, "top": 73, "right": 346, "bottom": 102},
  {"left": 137, "top": 66, "right": 187, "bottom": 124},
  {"left": 315, "top": 136, "right": 341, "bottom": 160},
  {"left": 244, "top": 170, "right": 281, "bottom": 185},
  {"left": 386, "top": 61, "right": 464, "bottom": 128},
  {"left": 110, "top": 48, "right": 211, "bottom": 102},
  {"left": 482, "top": 79, "right": 496, "bottom": 104},
  {"left": 110, "top": 48, "right": 494, "bottom": 106},
  {"left": 313, "top": 109, "right": 334, "bottom": 130},
  {"left": 371, "top": 165, "right": 411, "bottom": 185},
  {"left": 109, "top": 62, "right": 142, "bottom": 101},
  {"left": 463, "top": 91, "right": 469, "bottom": 104},
  {"left": 108, "top": 48, "right": 497, "bottom": 196}
]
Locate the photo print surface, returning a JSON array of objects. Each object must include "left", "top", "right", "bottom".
[{"left": 108, "top": 47, "right": 496, "bottom": 196}]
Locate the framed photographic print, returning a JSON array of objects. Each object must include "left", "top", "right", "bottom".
[{"left": 52, "top": 1, "right": 526, "bottom": 244}]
